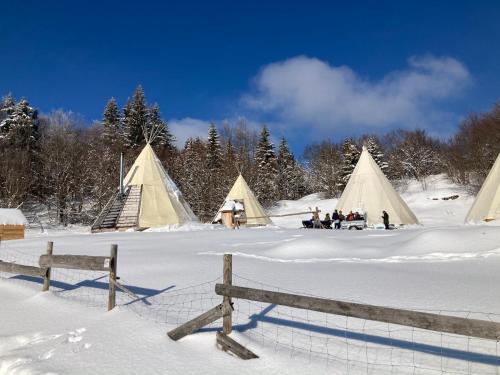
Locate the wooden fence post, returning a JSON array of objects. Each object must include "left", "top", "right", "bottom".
[
  {"left": 223, "top": 254, "right": 232, "bottom": 334},
  {"left": 108, "top": 244, "right": 118, "bottom": 311},
  {"left": 42, "top": 241, "right": 53, "bottom": 291}
]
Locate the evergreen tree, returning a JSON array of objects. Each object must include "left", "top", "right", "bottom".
[
  {"left": 204, "top": 123, "right": 224, "bottom": 220},
  {"left": 365, "top": 136, "right": 388, "bottom": 172},
  {"left": 101, "top": 97, "right": 122, "bottom": 146},
  {"left": 338, "top": 138, "right": 360, "bottom": 191},
  {"left": 123, "top": 85, "right": 148, "bottom": 148},
  {"left": 179, "top": 137, "right": 207, "bottom": 219},
  {"left": 147, "top": 103, "right": 175, "bottom": 151},
  {"left": 255, "top": 126, "right": 278, "bottom": 206},
  {"left": 0, "top": 99, "right": 38, "bottom": 150},
  {"left": 0, "top": 94, "right": 15, "bottom": 123},
  {"left": 206, "top": 123, "right": 222, "bottom": 170},
  {"left": 277, "top": 137, "right": 296, "bottom": 200},
  {"left": 223, "top": 138, "right": 238, "bottom": 180}
]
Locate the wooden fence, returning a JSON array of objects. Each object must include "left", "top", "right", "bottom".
[
  {"left": 168, "top": 253, "right": 500, "bottom": 360},
  {"left": 0, "top": 241, "right": 119, "bottom": 311}
]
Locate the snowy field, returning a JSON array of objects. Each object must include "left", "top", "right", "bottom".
[{"left": 1, "top": 175, "right": 500, "bottom": 374}]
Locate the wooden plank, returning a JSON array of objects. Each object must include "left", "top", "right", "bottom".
[
  {"left": 110, "top": 278, "right": 141, "bottom": 301},
  {"left": 167, "top": 302, "right": 231, "bottom": 341},
  {"left": 223, "top": 254, "right": 232, "bottom": 334},
  {"left": 108, "top": 244, "right": 118, "bottom": 311},
  {"left": 39, "top": 254, "right": 110, "bottom": 271},
  {"left": 0, "top": 260, "right": 47, "bottom": 277},
  {"left": 216, "top": 332, "right": 258, "bottom": 359},
  {"left": 42, "top": 241, "right": 53, "bottom": 291},
  {"left": 215, "top": 284, "right": 500, "bottom": 341}
]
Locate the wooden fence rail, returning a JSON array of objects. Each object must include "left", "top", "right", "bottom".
[
  {"left": 39, "top": 254, "right": 111, "bottom": 271},
  {"left": 169, "top": 253, "right": 500, "bottom": 362},
  {"left": 215, "top": 283, "right": 500, "bottom": 341},
  {"left": 0, "top": 241, "right": 118, "bottom": 311},
  {"left": 0, "top": 260, "right": 47, "bottom": 278}
]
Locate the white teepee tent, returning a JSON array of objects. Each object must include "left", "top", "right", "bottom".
[
  {"left": 465, "top": 152, "right": 500, "bottom": 223},
  {"left": 336, "top": 147, "right": 419, "bottom": 226},
  {"left": 92, "top": 143, "right": 197, "bottom": 232},
  {"left": 213, "top": 174, "right": 272, "bottom": 227}
]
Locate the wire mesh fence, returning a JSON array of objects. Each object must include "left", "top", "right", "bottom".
[{"left": 1, "top": 242, "right": 499, "bottom": 374}]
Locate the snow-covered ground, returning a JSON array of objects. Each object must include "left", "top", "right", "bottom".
[{"left": 1, "top": 175, "right": 499, "bottom": 374}]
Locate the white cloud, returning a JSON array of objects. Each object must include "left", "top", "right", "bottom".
[
  {"left": 168, "top": 117, "right": 211, "bottom": 147},
  {"left": 242, "top": 55, "right": 470, "bottom": 133}
]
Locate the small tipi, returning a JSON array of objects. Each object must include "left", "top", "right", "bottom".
[
  {"left": 336, "top": 146, "right": 419, "bottom": 226},
  {"left": 465, "top": 152, "right": 500, "bottom": 223},
  {"left": 92, "top": 143, "right": 197, "bottom": 232},
  {"left": 213, "top": 174, "right": 272, "bottom": 227}
]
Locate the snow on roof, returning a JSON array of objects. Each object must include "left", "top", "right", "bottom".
[
  {"left": 221, "top": 200, "right": 236, "bottom": 211},
  {"left": 0, "top": 209, "right": 28, "bottom": 225}
]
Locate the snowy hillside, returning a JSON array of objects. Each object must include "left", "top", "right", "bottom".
[{"left": 1, "top": 175, "right": 499, "bottom": 374}]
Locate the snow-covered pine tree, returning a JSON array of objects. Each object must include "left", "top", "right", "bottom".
[
  {"left": 147, "top": 103, "right": 175, "bottom": 152},
  {"left": 178, "top": 137, "right": 207, "bottom": 219},
  {"left": 255, "top": 126, "right": 278, "bottom": 206},
  {"left": 0, "top": 99, "right": 38, "bottom": 150},
  {"left": 206, "top": 123, "right": 222, "bottom": 170},
  {"left": 101, "top": 97, "right": 122, "bottom": 146},
  {"left": 123, "top": 85, "right": 148, "bottom": 148},
  {"left": 337, "top": 138, "right": 360, "bottom": 191},
  {"left": 0, "top": 94, "right": 15, "bottom": 125},
  {"left": 223, "top": 138, "right": 238, "bottom": 182},
  {"left": 365, "top": 136, "right": 388, "bottom": 173},
  {"left": 277, "top": 137, "right": 301, "bottom": 200},
  {"left": 204, "top": 123, "right": 225, "bottom": 219}
]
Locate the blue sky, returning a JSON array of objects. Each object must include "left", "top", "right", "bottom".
[{"left": 1, "top": 0, "right": 499, "bottom": 153}]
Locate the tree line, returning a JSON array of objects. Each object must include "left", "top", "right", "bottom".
[{"left": 1, "top": 86, "right": 499, "bottom": 225}]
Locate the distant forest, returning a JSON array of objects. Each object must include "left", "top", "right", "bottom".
[{"left": 1, "top": 85, "right": 499, "bottom": 225}]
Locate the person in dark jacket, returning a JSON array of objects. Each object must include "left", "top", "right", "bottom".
[
  {"left": 338, "top": 211, "right": 345, "bottom": 227},
  {"left": 382, "top": 210, "right": 389, "bottom": 229},
  {"left": 332, "top": 210, "right": 340, "bottom": 229}
]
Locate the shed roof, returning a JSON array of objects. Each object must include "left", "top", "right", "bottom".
[{"left": 0, "top": 209, "right": 28, "bottom": 225}]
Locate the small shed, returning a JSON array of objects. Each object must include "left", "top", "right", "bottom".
[{"left": 0, "top": 209, "right": 28, "bottom": 240}]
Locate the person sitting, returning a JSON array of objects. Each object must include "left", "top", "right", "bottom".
[
  {"left": 302, "top": 215, "right": 315, "bottom": 228},
  {"left": 332, "top": 210, "right": 340, "bottom": 229},
  {"left": 321, "top": 213, "right": 332, "bottom": 229},
  {"left": 346, "top": 211, "right": 354, "bottom": 221},
  {"left": 354, "top": 211, "right": 361, "bottom": 220}
]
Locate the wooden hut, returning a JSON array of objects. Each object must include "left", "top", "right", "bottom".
[{"left": 0, "top": 209, "right": 28, "bottom": 240}]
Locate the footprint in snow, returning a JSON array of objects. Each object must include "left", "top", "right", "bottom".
[
  {"left": 67, "top": 328, "right": 86, "bottom": 343},
  {"left": 39, "top": 349, "right": 55, "bottom": 360}
]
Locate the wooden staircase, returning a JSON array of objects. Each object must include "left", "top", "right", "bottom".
[
  {"left": 116, "top": 185, "right": 142, "bottom": 229},
  {"left": 91, "top": 191, "right": 128, "bottom": 232}
]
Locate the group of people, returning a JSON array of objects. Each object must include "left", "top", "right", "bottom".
[
  {"left": 302, "top": 209, "right": 390, "bottom": 230},
  {"left": 328, "top": 210, "right": 364, "bottom": 229}
]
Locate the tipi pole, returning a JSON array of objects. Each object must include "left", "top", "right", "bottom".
[{"left": 119, "top": 153, "right": 124, "bottom": 196}]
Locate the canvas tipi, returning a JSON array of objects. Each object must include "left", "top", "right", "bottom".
[
  {"left": 213, "top": 174, "right": 272, "bottom": 227},
  {"left": 336, "top": 147, "right": 419, "bottom": 226},
  {"left": 465, "top": 152, "right": 500, "bottom": 223},
  {"left": 91, "top": 143, "right": 197, "bottom": 232}
]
